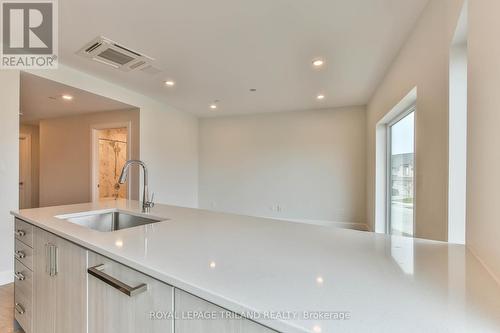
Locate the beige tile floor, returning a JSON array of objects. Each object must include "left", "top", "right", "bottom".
[{"left": 0, "top": 283, "right": 21, "bottom": 333}]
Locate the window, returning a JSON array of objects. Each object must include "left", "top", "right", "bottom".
[{"left": 387, "top": 108, "right": 415, "bottom": 237}]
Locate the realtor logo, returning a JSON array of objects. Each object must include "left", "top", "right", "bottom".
[{"left": 1, "top": 0, "right": 58, "bottom": 68}]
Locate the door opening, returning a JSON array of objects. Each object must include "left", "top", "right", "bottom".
[
  {"left": 92, "top": 126, "right": 130, "bottom": 200},
  {"left": 19, "top": 134, "right": 32, "bottom": 209}
]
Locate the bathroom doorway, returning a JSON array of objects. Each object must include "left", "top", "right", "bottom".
[
  {"left": 91, "top": 123, "right": 131, "bottom": 201},
  {"left": 19, "top": 72, "right": 140, "bottom": 207}
]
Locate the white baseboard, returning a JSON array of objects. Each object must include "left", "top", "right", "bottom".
[
  {"left": 466, "top": 245, "right": 500, "bottom": 286},
  {"left": 0, "top": 270, "right": 13, "bottom": 286},
  {"left": 261, "top": 216, "right": 370, "bottom": 231}
]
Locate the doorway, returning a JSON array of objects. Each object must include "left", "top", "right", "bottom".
[
  {"left": 19, "top": 134, "right": 32, "bottom": 209},
  {"left": 19, "top": 72, "right": 139, "bottom": 207},
  {"left": 92, "top": 125, "right": 131, "bottom": 200},
  {"left": 387, "top": 108, "right": 415, "bottom": 237}
]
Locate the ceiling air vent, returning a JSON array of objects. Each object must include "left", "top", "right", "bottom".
[
  {"left": 77, "top": 36, "right": 155, "bottom": 72},
  {"left": 140, "top": 65, "right": 162, "bottom": 75}
]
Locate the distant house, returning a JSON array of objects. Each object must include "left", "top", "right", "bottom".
[{"left": 391, "top": 153, "right": 414, "bottom": 200}]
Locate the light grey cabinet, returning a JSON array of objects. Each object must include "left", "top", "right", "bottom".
[
  {"left": 17, "top": 220, "right": 278, "bottom": 333},
  {"left": 174, "top": 289, "right": 276, "bottom": 333},
  {"left": 32, "top": 227, "right": 87, "bottom": 333},
  {"left": 14, "top": 218, "right": 34, "bottom": 333},
  {"left": 87, "top": 252, "right": 174, "bottom": 333},
  {"left": 14, "top": 258, "right": 33, "bottom": 333},
  {"left": 33, "top": 228, "right": 56, "bottom": 333},
  {"left": 15, "top": 218, "right": 34, "bottom": 247}
]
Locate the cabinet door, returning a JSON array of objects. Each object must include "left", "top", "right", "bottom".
[
  {"left": 174, "top": 289, "right": 276, "bottom": 333},
  {"left": 54, "top": 234, "right": 87, "bottom": 333},
  {"left": 33, "top": 228, "right": 56, "bottom": 333},
  {"left": 88, "top": 252, "right": 174, "bottom": 333},
  {"left": 32, "top": 227, "right": 87, "bottom": 333}
]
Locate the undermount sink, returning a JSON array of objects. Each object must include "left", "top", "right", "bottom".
[{"left": 56, "top": 210, "right": 166, "bottom": 232}]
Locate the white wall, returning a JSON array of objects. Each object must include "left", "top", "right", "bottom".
[
  {"left": 26, "top": 65, "right": 199, "bottom": 208},
  {"left": 448, "top": 42, "right": 467, "bottom": 244},
  {"left": 366, "top": 0, "right": 464, "bottom": 241},
  {"left": 0, "top": 70, "right": 20, "bottom": 285},
  {"left": 141, "top": 103, "right": 199, "bottom": 207},
  {"left": 38, "top": 109, "right": 140, "bottom": 207},
  {"left": 0, "top": 66, "right": 198, "bottom": 285},
  {"left": 467, "top": 0, "right": 500, "bottom": 282},
  {"left": 199, "top": 107, "right": 367, "bottom": 225}
]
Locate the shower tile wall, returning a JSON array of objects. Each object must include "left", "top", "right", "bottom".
[{"left": 98, "top": 128, "right": 128, "bottom": 199}]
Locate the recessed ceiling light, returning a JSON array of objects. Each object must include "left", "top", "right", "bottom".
[
  {"left": 316, "top": 276, "right": 324, "bottom": 285},
  {"left": 62, "top": 94, "right": 73, "bottom": 101},
  {"left": 209, "top": 261, "right": 216, "bottom": 268},
  {"left": 316, "top": 94, "right": 325, "bottom": 100},
  {"left": 312, "top": 58, "right": 325, "bottom": 67},
  {"left": 165, "top": 80, "right": 175, "bottom": 87},
  {"left": 210, "top": 100, "right": 219, "bottom": 110}
]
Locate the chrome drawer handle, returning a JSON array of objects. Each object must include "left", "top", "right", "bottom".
[
  {"left": 14, "top": 272, "right": 25, "bottom": 281},
  {"left": 44, "top": 243, "right": 58, "bottom": 277},
  {"left": 15, "top": 303, "right": 25, "bottom": 315},
  {"left": 15, "top": 230, "right": 26, "bottom": 237},
  {"left": 88, "top": 264, "right": 147, "bottom": 297},
  {"left": 15, "top": 251, "right": 26, "bottom": 259}
]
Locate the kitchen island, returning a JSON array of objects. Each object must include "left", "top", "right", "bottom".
[{"left": 11, "top": 200, "right": 500, "bottom": 333}]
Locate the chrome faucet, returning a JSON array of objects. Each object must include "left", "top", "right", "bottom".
[{"left": 118, "top": 160, "right": 154, "bottom": 213}]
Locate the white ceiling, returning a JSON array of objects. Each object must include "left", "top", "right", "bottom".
[
  {"left": 20, "top": 72, "right": 134, "bottom": 123},
  {"left": 58, "top": 0, "right": 429, "bottom": 117}
]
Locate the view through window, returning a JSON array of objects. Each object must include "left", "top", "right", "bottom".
[{"left": 389, "top": 109, "right": 415, "bottom": 237}]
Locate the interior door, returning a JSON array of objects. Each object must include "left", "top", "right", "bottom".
[{"left": 19, "top": 134, "right": 32, "bottom": 209}]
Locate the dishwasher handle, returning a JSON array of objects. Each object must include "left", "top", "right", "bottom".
[{"left": 87, "top": 264, "right": 147, "bottom": 297}]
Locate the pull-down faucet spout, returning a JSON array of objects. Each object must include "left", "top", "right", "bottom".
[{"left": 118, "top": 160, "right": 154, "bottom": 213}]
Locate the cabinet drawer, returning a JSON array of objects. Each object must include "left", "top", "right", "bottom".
[
  {"left": 15, "top": 218, "right": 33, "bottom": 248},
  {"left": 15, "top": 240, "right": 33, "bottom": 270},
  {"left": 15, "top": 291, "right": 32, "bottom": 333},
  {"left": 88, "top": 252, "right": 173, "bottom": 333},
  {"left": 175, "top": 289, "right": 276, "bottom": 333},
  {"left": 14, "top": 259, "right": 33, "bottom": 302}
]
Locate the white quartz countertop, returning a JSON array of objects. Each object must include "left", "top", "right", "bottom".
[{"left": 11, "top": 200, "right": 500, "bottom": 333}]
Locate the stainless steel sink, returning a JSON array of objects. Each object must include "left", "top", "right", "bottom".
[{"left": 56, "top": 210, "right": 166, "bottom": 232}]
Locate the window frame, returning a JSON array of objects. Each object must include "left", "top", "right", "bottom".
[{"left": 386, "top": 105, "right": 416, "bottom": 236}]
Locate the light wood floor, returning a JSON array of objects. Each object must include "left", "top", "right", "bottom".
[{"left": 0, "top": 283, "right": 21, "bottom": 333}]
